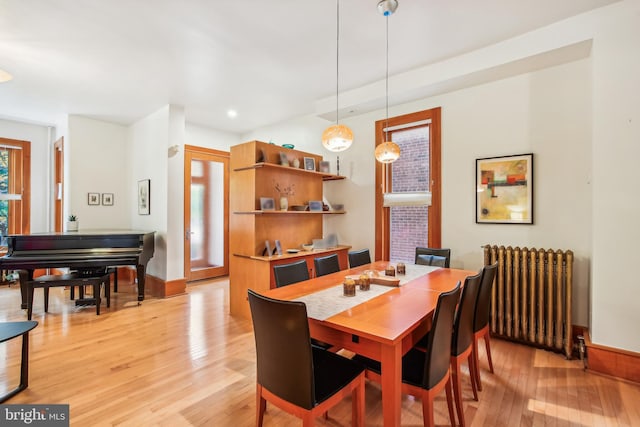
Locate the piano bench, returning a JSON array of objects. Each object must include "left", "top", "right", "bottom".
[{"left": 26, "top": 273, "right": 111, "bottom": 320}]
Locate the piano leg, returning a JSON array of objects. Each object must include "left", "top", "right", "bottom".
[
  {"left": 136, "top": 264, "right": 146, "bottom": 303},
  {"left": 18, "top": 270, "right": 33, "bottom": 310}
]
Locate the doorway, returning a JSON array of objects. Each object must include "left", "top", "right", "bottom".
[{"left": 184, "top": 145, "right": 229, "bottom": 281}]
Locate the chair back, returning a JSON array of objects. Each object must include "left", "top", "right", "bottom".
[
  {"left": 451, "top": 271, "right": 482, "bottom": 356},
  {"left": 416, "top": 254, "right": 448, "bottom": 267},
  {"left": 474, "top": 262, "right": 498, "bottom": 332},
  {"left": 248, "top": 289, "right": 316, "bottom": 409},
  {"left": 422, "top": 282, "right": 461, "bottom": 389},
  {"left": 314, "top": 254, "right": 341, "bottom": 277},
  {"left": 348, "top": 249, "right": 371, "bottom": 268},
  {"left": 415, "top": 247, "right": 451, "bottom": 268},
  {"left": 273, "top": 260, "right": 309, "bottom": 287}
]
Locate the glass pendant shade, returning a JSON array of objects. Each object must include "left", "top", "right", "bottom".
[
  {"left": 0, "top": 69, "right": 13, "bottom": 82},
  {"left": 322, "top": 123, "right": 354, "bottom": 152},
  {"left": 375, "top": 140, "right": 400, "bottom": 163}
]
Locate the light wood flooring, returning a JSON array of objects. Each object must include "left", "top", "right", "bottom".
[{"left": 1, "top": 277, "right": 639, "bottom": 426}]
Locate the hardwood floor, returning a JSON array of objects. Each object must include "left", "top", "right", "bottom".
[{"left": 1, "top": 277, "right": 639, "bottom": 426}]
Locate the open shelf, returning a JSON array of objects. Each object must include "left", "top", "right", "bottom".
[
  {"left": 234, "top": 210, "right": 346, "bottom": 215},
  {"left": 233, "top": 162, "right": 346, "bottom": 181}
]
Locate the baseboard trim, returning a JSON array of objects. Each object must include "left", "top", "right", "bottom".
[
  {"left": 584, "top": 330, "right": 640, "bottom": 384},
  {"left": 146, "top": 274, "right": 186, "bottom": 298}
]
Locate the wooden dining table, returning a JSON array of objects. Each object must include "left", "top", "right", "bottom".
[{"left": 261, "top": 260, "right": 477, "bottom": 427}]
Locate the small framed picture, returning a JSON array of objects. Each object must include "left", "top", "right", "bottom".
[
  {"left": 309, "top": 200, "right": 323, "bottom": 212},
  {"left": 279, "top": 152, "right": 289, "bottom": 166},
  {"left": 102, "top": 193, "right": 114, "bottom": 206},
  {"left": 304, "top": 157, "right": 316, "bottom": 171},
  {"left": 260, "top": 197, "right": 275, "bottom": 211},
  {"left": 88, "top": 193, "right": 100, "bottom": 205},
  {"left": 319, "top": 161, "right": 330, "bottom": 173},
  {"left": 263, "top": 240, "right": 273, "bottom": 256},
  {"left": 138, "top": 179, "right": 150, "bottom": 215},
  {"left": 274, "top": 239, "right": 283, "bottom": 256}
]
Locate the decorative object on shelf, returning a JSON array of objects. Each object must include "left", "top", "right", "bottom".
[
  {"left": 303, "top": 157, "right": 316, "bottom": 171},
  {"left": 331, "top": 203, "right": 344, "bottom": 211},
  {"left": 375, "top": 1, "right": 400, "bottom": 164},
  {"left": 138, "top": 179, "right": 150, "bottom": 215},
  {"left": 319, "top": 161, "right": 330, "bottom": 173},
  {"left": 292, "top": 158, "right": 300, "bottom": 168},
  {"left": 279, "top": 197, "right": 288, "bottom": 211},
  {"left": 274, "top": 240, "right": 283, "bottom": 255},
  {"left": 322, "top": 0, "right": 353, "bottom": 153},
  {"left": 279, "top": 152, "right": 289, "bottom": 166},
  {"left": 260, "top": 197, "right": 275, "bottom": 211},
  {"left": 66, "top": 214, "right": 78, "bottom": 232},
  {"left": 88, "top": 192, "right": 99, "bottom": 205},
  {"left": 256, "top": 149, "right": 266, "bottom": 163},
  {"left": 309, "top": 200, "right": 323, "bottom": 212},
  {"left": 263, "top": 240, "right": 273, "bottom": 256},
  {"left": 101, "top": 193, "right": 113, "bottom": 206},
  {"left": 282, "top": 144, "right": 295, "bottom": 149},
  {"left": 476, "top": 153, "right": 534, "bottom": 224},
  {"left": 301, "top": 243, "right": 314, "bottom": 251},
  {"left": 291, "top": 205, "right": 308, "bottom": 211}
]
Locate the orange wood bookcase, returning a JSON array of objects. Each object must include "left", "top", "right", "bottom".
[{"left": 229, "top": 140, "right": 348, "bottom": 319}]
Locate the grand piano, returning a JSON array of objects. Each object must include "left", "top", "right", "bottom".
[{"left": 0, "top": 230, "right": 155, "bottom": 309}]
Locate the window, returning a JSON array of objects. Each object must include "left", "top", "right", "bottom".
[
  {"left": 375, "top": 108, "right": 441, "bottom": 261},
  {"left": 0, "top": 137, "right": 31, "bottom": 247}
]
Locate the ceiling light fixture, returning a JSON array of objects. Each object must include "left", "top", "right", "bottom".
[
  {"left": 227, "top": 109, "right": 238, "bottom": 118},
  {"left": 375, "top": 0, "right": 400, "bottom": 164},
  {"left": 0, "top": 68, "right": 13, "bottom": 83},
  {"left": 321, "top": 0, "right": 353, "bottom": 153}
]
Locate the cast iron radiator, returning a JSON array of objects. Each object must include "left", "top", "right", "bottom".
[{"left": 483, "top": 245, "right": 574, "bottom": 358}]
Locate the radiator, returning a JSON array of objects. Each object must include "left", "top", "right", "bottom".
[{"left": 483, "top": 245, "right": 574, "bottom": 358}]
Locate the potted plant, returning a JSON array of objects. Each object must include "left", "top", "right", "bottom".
[{"left": 67, "top": 214, "right": 78, "bottom": 231}]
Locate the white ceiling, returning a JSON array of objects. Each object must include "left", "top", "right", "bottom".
[{"left": 0, "top": 0, "right": 618, "bottom": 134}]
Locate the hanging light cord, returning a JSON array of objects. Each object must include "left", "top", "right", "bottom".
[
  {"left": 335, "top": 0, "right": 340, "bottom": 125},
  {"left": 385, "top": 14, "right": 389, "bottom": 142}
]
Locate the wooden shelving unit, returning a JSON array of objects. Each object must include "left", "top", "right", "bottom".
[{"left": 229, "top": 140, "right": 349, "bottom": 319}]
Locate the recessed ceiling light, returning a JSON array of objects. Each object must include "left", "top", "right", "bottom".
[
  {"left": 227, "top": 109, "right": 238, "bottom": 118},
  {"left": 0, "top": 69, "right": 13, "bottom": 83}
]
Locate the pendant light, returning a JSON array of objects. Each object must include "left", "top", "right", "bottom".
[
  {"left": 375, "top": 0, "right": 400, "bottom": 164},
  {"left": 322, "top": 0, "right": 353, "bottom": 153},
  {"left": 0, "top": 68, "right": 13, "bottom": 83}
]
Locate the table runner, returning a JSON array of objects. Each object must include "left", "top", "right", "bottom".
[{"left": 294, "top": 264, "right": 440, "bottom": 321}]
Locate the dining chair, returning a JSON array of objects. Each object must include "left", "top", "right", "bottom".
[
  {"left": 448, "top": 271, "right": 482, "bottom": 427},
  {"left": 314, "top": 253, "right": 341, "bottom": 277},
  {"left": 472, "top": 262, "right": 498, "bottom": 391},
  {"left": 273, "top": 260, "right": 310, "bottom": 287},
  {"left": 348, "top": 249, "right": 371, "bottom": 268},
  {"left": 247, "top": 289, "right": 365, "bottom": 427},
  {"left": 416, "top": 254, "right": 448, "bottom": 267},
  {"left": 353, "top": 283, "right": 461, "bottom": 427},
  {"left": 415, "top": 247, "right": 451, "bottom": 268}
]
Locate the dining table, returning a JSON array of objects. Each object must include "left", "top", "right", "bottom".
[{"left": 260, "top": 260, "right": 477, "bottom": 427}]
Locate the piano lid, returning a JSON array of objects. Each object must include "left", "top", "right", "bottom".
[{"left": 5, "top": 230, "right": 155, "bottom": 254}]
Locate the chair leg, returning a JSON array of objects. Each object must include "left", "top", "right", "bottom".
[
  {"left": 484, "top": 332, "right": 494, "bottom": 374},
  {"left": 467, "top": 354, "right": 478, "bottom": 402},
  {"left": 451, "top": 356, "right": 466, "bottom": 427},
  {"left": 472, "top": 335, "right": 482, "bottom": 391},
  {"left": 256, "top": 384, "right": 266, "bottom": 427},
  {"left": 445, "top": 376, "right": 456, "bottom": 426},
  {"left": 422, "top": 393, "right": 435, "bottom": 427},
  {"left": 352, "top": 376, "right": 365, "bottom": 427},
  {"left": 94, "top": 283, "right": 101, "bottom": 315}
]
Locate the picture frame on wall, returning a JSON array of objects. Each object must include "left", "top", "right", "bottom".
[
  {"left": 476, "top": 153, "right": 533, "bottom": 224},
  {"left": 138, "top": 179, "right": 150, "bottom": 215},
  {"left": 88, "top": 193, "right": 100, "bottom": 205},
  {"left": 102, "top": 193, "right": 114, "bottom": 206}
]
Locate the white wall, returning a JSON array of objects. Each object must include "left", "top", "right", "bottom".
[
  {"left": 0, "top": 118, "right": 51, "bottom": 232},
  {"left": 186, "top": 123, "right": 239, "bottom": 151},
  {"left": 67, "top": 116, "right": 130, "bottom": 229}
]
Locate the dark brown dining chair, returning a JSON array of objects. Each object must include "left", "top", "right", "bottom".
[
  {"left": 314, "top": 253, "right": 341, "bottom": 277},
  {"left": 248, "top": 289, "right": 365, "bottom": 427},
  {"left": 415, "top": 247, "right": 451, "bottom": 268},
  {"left": 348, "top": 249, "right": 371, "bottom": 268},
  {"left": 449, "top": 271, "right": 482, "bottom": 427},
  {"left": 273, "top": 260, "right": 309, "bottom": 288},
  {"left": 353, "top": 283, "right": 460, "bottom": 427},
  {"left": 473, "top": 262, "right": 498, "bottom": 391}
]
